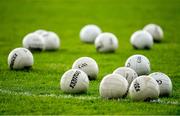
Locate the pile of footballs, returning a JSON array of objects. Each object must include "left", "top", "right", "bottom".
[
  {"left": 61, "top": 55, "right": 172, "bottom": 101},
  {"left": 8, "top": 29, "right": 60, "bottom": 69},
  {"left": 7, "top": 23, "right": 173, "bottom": 101},
  {"left": 80, "top": 24, "right": 163, "bottom": 51}
]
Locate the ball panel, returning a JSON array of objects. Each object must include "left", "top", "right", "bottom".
[
  {"left": 113, "top": 67, "right": 138, "bottom": 86},
  {"left": 149, "top": 72, "right": 172, "bottom": 96},
  {"left": 95, "top": 32, "right": 118, "bottom": 53},
  {"left": 143, "top": 24, "right": 164, "bottom": 41},
  {"left": 80, "top": 24, "right": 102, "bottom": 43},
  {"left": 72, "top": 57, "right": 99, "bottom": 80},
  {"left": 130, "top": 30, "right": 153, "bottom": 49},
  {"left": 129, "top": 76, "right": 159, "bottom": 101},
  {"left": 60, "top": 69, "right": 89, "bottom": 94},
  {"left": 7, "top": 48, "right": 33, "bottom": 70},
  {"left": 22, "top": 33, "right": 45, "bottom": 51},
  {"left": 125, "top": 54, "right": 151, "bottom": 76},
  {"left": 41, "top": 32, "right": 60, "bottom": 50},
  {"left": 100, "top": 74, "right": 128, "bottom": 99}
]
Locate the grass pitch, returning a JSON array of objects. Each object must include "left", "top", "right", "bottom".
[{"left": 0, "top": 0, "right": 180, "bottom": 115}]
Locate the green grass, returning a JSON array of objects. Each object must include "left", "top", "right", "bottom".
[{"left": 0, "top": 0, "right": 180, "bottom": 114}]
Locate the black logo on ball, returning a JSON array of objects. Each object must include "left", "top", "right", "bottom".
[
  {"left": 96, "top": 41, "right": 104, "bottom": 51},
  {"left": 127, "top": 62, "right": 131, "bottom": 67},
  {"left": 137, "top": 56, "right": 141, "bottom": 63},
  {"left": 69, "top": 70, "right": 81, "bottom": 89},
  {"left": 78, "top": 63, "right": 88, "bottom": 69},
  {"left": 134, "top": 81, "right": 140, "bottom": 92},
  {"left": 10, "top": 53, "right": 18, "bottom": 69},
  {"left": 156, "top": 80, "right": 162, "bottom": 85}
]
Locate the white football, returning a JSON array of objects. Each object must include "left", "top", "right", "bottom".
[
  {"left": 99, "top": 74, "right": 128, "bottom": 99},
  {"left": 149, "top": 72, "right": 172, "bottom": 97},
  {"left": 41, "top": 31, "right": 60, "bottom": 50},
  {"left": 95, "top": 32, "right": 118, "bottom": 53},
  {"left": 80, "top": 24, "right": 102, "bottom": 43},
  {"left": 129, "top": 76, "right": 160, "bottom": 101},
  {"left": 113, "top": 67, "right": 138, "bottom": 86},
  {"left": 130, "top": 30, "right": 153, "bottom": 49},
  {"left": 22, "top": 32, "right": 45, "bottom": 51},
  {"left": 125, "top": 54, "right": 151, "bottom": 76},
  {"left": 8, "top": 48, "right": 34, "bottom": 69},
  {"left": 60, "top": 69, "right": 89, "bottom": 93},
  {"left": 72, "top": 57, "right": 99, "bottom": 80},
  {"left": 143, "top": 24, "right": 164, "bottom": 42}
]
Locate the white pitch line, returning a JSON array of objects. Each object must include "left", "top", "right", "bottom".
[
  {"left": 0, "top": 89, "right": 99, "bottom": 100},
  {"left": 150, "top": 99, "right": 180, "bottom": 105},
  {"left": 0, "top": 89, "right": 179, "bottom": 105}
]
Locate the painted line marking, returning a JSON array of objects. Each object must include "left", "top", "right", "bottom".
[
  {"left": 0, "top": 89, "right": 99, "bottom": 100},
  {"left": 0, "top": 89, "right": 179, "bottom": 105}
]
